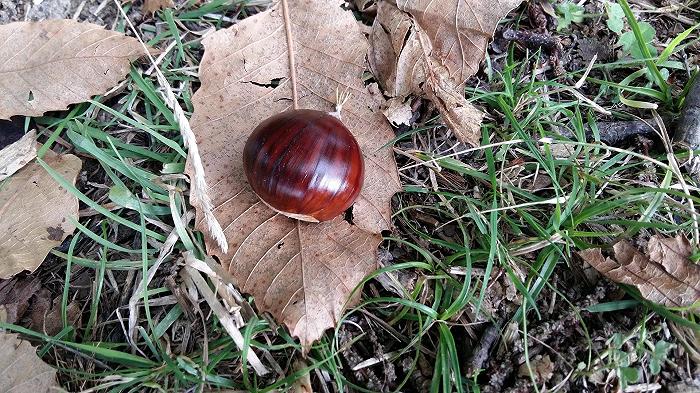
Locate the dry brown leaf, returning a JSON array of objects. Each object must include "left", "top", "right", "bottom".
[
  {"left": 187, "top": 0, "right": 400, "bottom": 349},
  {"left": 143, "top": 0, "right": 176, "bottom": 14},
  {"left": 0, "top": 20, "right": 148, "bottom": 119},
  {"left": 578, "top": 235, "right": 700, "bottom": 307},
  {"left": 0, "top": 276, "right": 41, "bottom": 324},
  {"left": 369, "top": 0, "right": 522, "bottom": 146},
  {"left": 0, "top": 129, "right": 37, "bottom": 181},
  {"left": 0, "top": 332, "right": 57, "bottom": 391},
  {"left": 29, "top": 292, "right": 81, "bottom": 336},
  {"left": 518, "top": 354, "right": 554, "bottom": 384},
  {"left": 383, "top": 98, "right": 413, "bottom": 126},
  {"left": 0, "top": 152, "right": 82, "bottom": 279}
]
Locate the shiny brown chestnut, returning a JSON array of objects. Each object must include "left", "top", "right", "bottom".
[{"left": 243, "top": 109, "right": 364, "bottom": 222}]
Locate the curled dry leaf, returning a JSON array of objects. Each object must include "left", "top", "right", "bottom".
[
  {"left": 578, "top": 235, "right": 700, "bottom": 307},
  {"left": 368, "top": 0, "right": 523, "bottom": 146},
  {"left": 0, "top": 130, "right": 37, "bottom": 181},
  {"left": 0, "top": 152, "right": 82, "bottom": 279},
  {"left": 518, "top": 354, "right": 554, "bottom": 384},
  {"left": 383, "top": 98, "right": 413, "bottom": 126},
  {"left": 187, "top": 0, "right": 400, "bottom": 349},
  {"left": 29, "top": 291, "right": 81, "bottom": 336},
  {"left": 0, "top": 332, "right": 57, "bottom": 392},
  {"left": 0, "top": 20, "right": 148, "bottom": 119},
  {"left": 0, "top": 276, "right": 41, "bottom": 324}
]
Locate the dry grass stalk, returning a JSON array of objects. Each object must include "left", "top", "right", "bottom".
[
  {"left": 111, "top": 0, "right": 228, "bottom": 253},
  {"left": 182, "top": 252, "right": 269, "bottom": 375}
]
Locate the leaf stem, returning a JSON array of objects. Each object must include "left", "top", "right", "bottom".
[{"left": 281, "top": 0, "right": 299, "bottom": 110}]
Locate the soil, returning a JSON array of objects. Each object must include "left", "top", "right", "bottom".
[{"left": 0, "top": 0, "right": 119, "bottom": 25}]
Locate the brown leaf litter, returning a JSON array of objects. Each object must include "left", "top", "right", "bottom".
[
  {"left": 0, "top": 332, "right": 57, "bottom": 392},
  {"left": 0, "top": 151, "right": 82, "bottom": 279},
  {"left": 0, "top": 19, "right": 148, "bottom": 119},
  {"left": 29, "top": 289, "right": 81, "bottom": 336},
  {"left": 0, "top": 276, "right": 41, "bottom": 325},
  {"left": 368, "top": 0, "right": 523, "bottom": 146},
  {"left": 186, "top": 0, "right": 401, "bottom": 349},
  {"left": 578, "top": 235, "right": 700, "bottom": 307}
]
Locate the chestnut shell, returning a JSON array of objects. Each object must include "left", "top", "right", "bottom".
[{"left": 242, "top": 109, "right": 364, "bottom": 222}]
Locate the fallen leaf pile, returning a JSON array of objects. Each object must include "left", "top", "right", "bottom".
[
  {"left": 187, "top": 0, "right": 401, "bottom": 349},
  {"left": 0, "top": 19, "right": 150, "bottom": 280},
  {"left": 0, "top": 276, "right": 81, "bottom": 335},
  {"left": 0, "top": 276, "right": 41, "bottom": 325},
  {"left": 369, "top": 0, "right": 523, "bottom": 145},
  {"left": 0, "top": 332, "right": 57, "bottom": 392},
  {"left": 579, "top": 235, "right": 700, "bottom": 307},
  {"left": 0, "top": 19, "right": 146, "bottom": 119}
]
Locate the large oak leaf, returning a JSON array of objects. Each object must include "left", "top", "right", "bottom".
[
  {"left": 0, "top": 20, "right": 147, "bottom": 119},
  {"left": 188, "top": 0, "right": 400, "bottom": 348},
  {"left": 369, "top": 0, "right": 523, "bottom": 146}
]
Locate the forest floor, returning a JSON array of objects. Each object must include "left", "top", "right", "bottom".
[{"left": 1, "top": 0, "right": 699, "bottom": 392}]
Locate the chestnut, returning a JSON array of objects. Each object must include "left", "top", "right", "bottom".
[{"left": 243, "top": 109, "right": 364, "bottom": 222}]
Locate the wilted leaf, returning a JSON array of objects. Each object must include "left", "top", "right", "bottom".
[
  {"left": 578, "top": 235, "right": 700, "bottom": 307},
  {"left": 0, "top": 130, "right": 37, "bottom": 181},
  {"left": 187, "top": 0, "right": 400, "bottom": 348},
  {"left": 0, "top": 332, "right": 57, "bottom": 391},
  {"left": 29, "top": 290, "right": 81, "bottom": 336},
  {"left": 0, "top": 276, "right": 41, "bottom": 324},
  {"left": 0, "top": 20, "right": 148, "bottom": 119},
  {"left": 368, "top": 0, "right": 522, "bottom": 146},
  {"left": 143, "top": 0, "right": 175, "bottom": 14},
  {"left": 383, "top": 98, "right": 413, "bottom": 126},
  {"left": 518, "top": 354, "right": 554, "bottom": 384},
  {"left": 0, "top": 152, "right": 82, "bottom": 279}
]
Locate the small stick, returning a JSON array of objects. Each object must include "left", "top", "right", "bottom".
[
  {"left": 557, "top": 119, "right": 660, "bottom": 146},
  {"left": 674, "top": 74, "right": 700, "bottom": 149},
  {"left": 466, "top": 321, "right": 502, "bottom": 375},
  {"left": 281, "top": 0, "right": 299, "bottom": 110},
  {"left": 502, "top": 29, "right": 560, "bottom": 52},
  {"left": 502, "top": 28, "right": 564, "bottom": 75}
]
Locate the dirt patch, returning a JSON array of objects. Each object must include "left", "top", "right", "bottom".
[
  {"left": 0, "top": 0, "right": 25, "bottom": 23},
  {"left": 0, "top": 0, "right": 119, "bottom": 25}
]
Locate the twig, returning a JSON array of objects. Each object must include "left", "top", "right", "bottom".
[
  {"left": 466, "top": 321, "right": 502, "bottom": 375},
  {"left": 502, "top": 28, "right": 564, "bottom": 75},
  {"left": 503, "top": 29, "right": 560, "bottom": 52},
  {"left": 557, "top": 119, "right": 660, "bottom": 145},
  {"left": 112, "top": 0, "right": 229, "bottom": 253},
  {"left": 280, "top": 0, "right": 299, "bottom": 110},
  {"left": 674, "top": 72, "right": 700, "bottom": 149}
]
